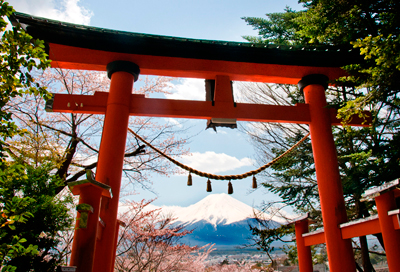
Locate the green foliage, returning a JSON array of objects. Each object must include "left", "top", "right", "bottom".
[
  {"left": 1, "top": 196, "right": 34, "bottom": 229},
  {"left": 76, "top": 203, "right": 93, "bottom": 212},
  {"left": 264, "top": 133, "right": 319, "bottom": 214},
  {"left": 0, "top": 161, "right": 38, "bottom": 271},
  {"left": 250, "top": 223, "right": 294, "bottom": 256},
  {"left": 0, "top": 160, "right": 73, "bottom": 271},
  {"left": 242, "top": 7, "right": 308, "bottom": 45},
  {"left": 0, "top": 2, "right": 71, "bottom": 271},
  {"left": 282, "top": 244, "right": 328, "bottom": 266},
  {"left": 0, "top": 181, "right": 39, "bottom": 272},
  {"left": 243, "top": 1, "right": 400, "bottom": 118},
  {"left": 0, "top": 0, "right": 51, "bottom": 151},
  {"left": 282, "top": 245, "right": 297, "bottom": 265},
  {"left": 0, "top": 236, "right": 38, "bottom": 272},
  {"left": 262, "top": 119, "right": 400, "bottom": 213},
  {"left": 294, "top": 1, "right": 365, "bottom": 45},
  {"left": 295, "top": 0, "right": 400, "bottom": 118}
]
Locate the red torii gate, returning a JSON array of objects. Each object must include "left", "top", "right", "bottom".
[
  {"left": 290, "top": 180, "right": 400, "bottom": 272},
  {"left": 11, "top": 12, "right": 375, "bottom": 272}
]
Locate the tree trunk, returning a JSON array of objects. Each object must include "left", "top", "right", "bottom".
[
  {"left": 359, "top": 235, "right": 374, "bottom": 272},
  {"left": 355, "top": 261, "right": 364, "bottom": 272},
  {"left": 355, "top": 199, "right": 375, "bottom": 272}
]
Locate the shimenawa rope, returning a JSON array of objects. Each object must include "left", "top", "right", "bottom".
[{"left": 128, "top": 128, "right": 310, "bottom": 181}]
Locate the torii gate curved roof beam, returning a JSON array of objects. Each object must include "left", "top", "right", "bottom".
[{"left": 11, "top": 12, "right": 362, "bottom": 85}]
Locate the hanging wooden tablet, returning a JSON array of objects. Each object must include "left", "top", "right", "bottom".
[
  {"left": 228, "top": 181, "right": 233, "bottom": 194},
  {"left": 252, "top": 175, "right": 257, "bottom": 189},
  {"left": 187, "top": 172, "right": 192, "bottom": 186},
  {"left": 206, "top": 179, "right": 212, "bottom": 192}
]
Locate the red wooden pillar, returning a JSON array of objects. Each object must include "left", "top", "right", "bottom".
[
  {"left": 299, "top": 74, "right": 356, "bottom": 272},
  {"left": 68, "top": 170, "right": 112, "bottom": 272},
  {"left": 92, "top": 61, "right": 139, "bottom": 272},
  {"left": 375, "top": 191, "right": 400, "bottom": 271},
  {"left": 295, "top": 219, "right": 313, "bottom": 272},
  {"left": 69, "top": 186, "right": 102, "bottom": 271}
]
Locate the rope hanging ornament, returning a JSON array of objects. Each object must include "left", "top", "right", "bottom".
[
  {"left": 228, "top": 181, "right": 233, "bottom": 194},
  {"left": 252, "top": 175, "right": 257, "bottom": 189},
  {"left": 127, "top": 128, "right": 310, "bottom": 192},
  {"left": 207, "top": 179, "right": 212, "bottom": 192}
]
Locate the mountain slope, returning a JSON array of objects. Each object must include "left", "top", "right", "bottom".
[
  {"left": 162, "top": 193, "right": 283, "bottom": 248},
  {"left": 179, "top": 218, "right": 280, "bottom": 247}
]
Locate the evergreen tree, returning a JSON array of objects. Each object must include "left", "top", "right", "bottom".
[{"left": 243, "top": 0, "right": 400, "bottom": 119}]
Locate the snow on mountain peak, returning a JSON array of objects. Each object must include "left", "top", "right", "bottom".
[
  {"left": 135, "top": 193, "right": 290, "bottom": 227},
  {"left": 173, "top": 193, "right": 260, "bottom": 226}
]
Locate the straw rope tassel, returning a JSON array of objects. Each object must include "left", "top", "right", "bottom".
[
  {"left": 206, "top": 179, "right": 212, "bottom": 192},
  {"left": 252, "top": 175, "right": 257, "bottom": 189},
  {"left": 187, "top": 172, "right": 193, "bottom": 186},
  {"left": 228, "top": 181, "right": 233, "bottom": 194}
]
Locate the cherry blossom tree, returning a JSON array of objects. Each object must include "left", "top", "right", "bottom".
[
  {"left": 6, "top": 68, "right": 189, "bottom": 193},
  {"left": 115, "top": 199, "right": 212, "bottom": 272},
  {"left": 114, "top": 200, "right": 275, "bottom": 272}
]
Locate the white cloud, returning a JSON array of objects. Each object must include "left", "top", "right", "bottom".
[
  {"left": 9, "top": 0, "right": 93, "bottom": 25},
  {"left": 164, "top": 118, "right": 183, "bottom": 128},
  {"left": 118, "top": 202, "right": 184, "bottom": 220},
  {"left": 150, "top": 205, "right": 185, "bottom": 217},
  {"left": 165, "top": 78, "right": 205, "bottom": 101},
  {"left": 181, "top": 151, "right": 253, "bottom": 174}
]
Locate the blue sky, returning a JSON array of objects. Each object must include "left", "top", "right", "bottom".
[{"left": 8, "top": 0, "right": 304, "bottom": 210}]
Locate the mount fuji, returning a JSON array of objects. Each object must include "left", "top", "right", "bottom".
[{"left": 157, "top": 194, "right": 284, "bottom": 249}]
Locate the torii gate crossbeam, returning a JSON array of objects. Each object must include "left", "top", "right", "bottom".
[{"left": 45, "top": 88, "right": 368, "bottom": 126}]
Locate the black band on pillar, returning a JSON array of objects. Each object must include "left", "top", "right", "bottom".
[
  {"left": 298, "top": 74, "right": 329, "bottom": 91},
  {"left": 107, "top": 61, "right": 140, "bottom": 81}
]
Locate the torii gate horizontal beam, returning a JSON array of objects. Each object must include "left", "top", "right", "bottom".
[
  {"left": 46, "top": 91, "right": 370, "bottom": 126},
  {"left": 46, "top": 43, "right": 348, "bottom": 85},
  {"left": 11, "top": 12, "right": 363, "bottom": 85}
]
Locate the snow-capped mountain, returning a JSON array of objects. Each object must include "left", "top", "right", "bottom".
[
  {"left": 160, "top": 193, "right": 287, "bottom": 226},
  {"left": 156, "top": 193, "right": 284, "bottom": 248},
  {"left": 176, "top": 193, "right": 260, "bottom": 226}
]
